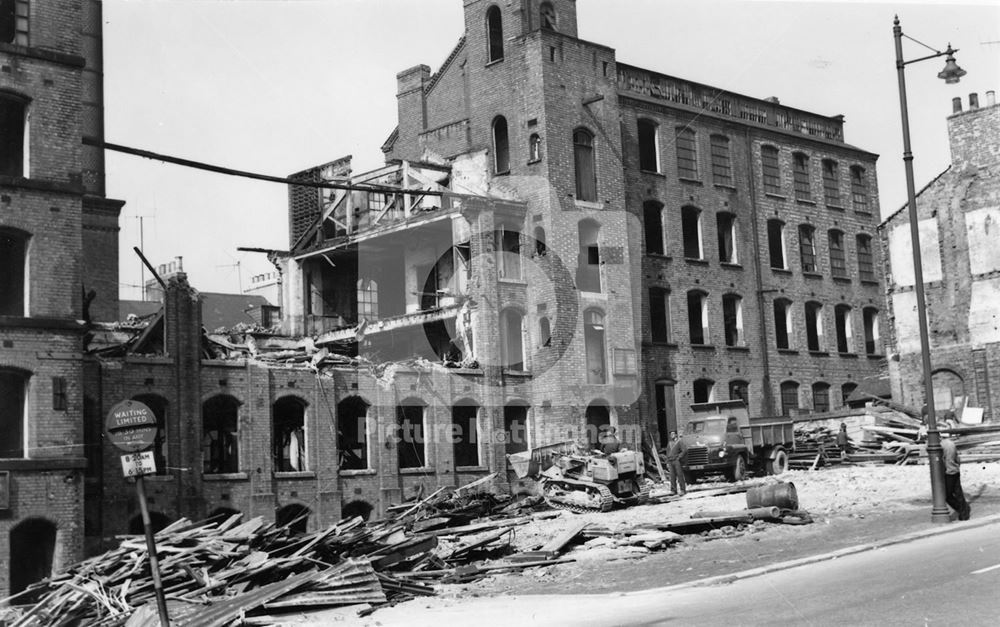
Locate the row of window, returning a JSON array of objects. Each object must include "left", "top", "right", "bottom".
[
  {"left": 648, "top": 288, "right": 882, "bottom": 355},
  {"left": 642, "top": 202, "right": 877, "bottom": 282},
  {"left": 634, "top": 120, "right": 871, "bottom": 212},
  {"left": 689, "top": 378, "right": 860, "bottom": 416}
]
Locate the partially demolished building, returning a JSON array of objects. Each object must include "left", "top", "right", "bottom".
[{"left": 79, "top": 0, "right": 889, "bottom": 547}]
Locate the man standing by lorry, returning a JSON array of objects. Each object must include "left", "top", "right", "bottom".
[{"left": 666, "top": 431, "right": 687, "bottom": 496}]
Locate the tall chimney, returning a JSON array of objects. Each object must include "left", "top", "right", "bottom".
[
  {"left": 969, "top": 93, "right": 979, "bottom": 109},
  {"left": 952, "top": 97, "right": 963, "bottom": 114}
]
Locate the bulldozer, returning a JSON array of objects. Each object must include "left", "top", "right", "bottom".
[{"left": 507, "top": 442, "right": 652, "bottom": 513}]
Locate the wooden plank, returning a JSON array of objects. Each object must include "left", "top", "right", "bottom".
[{"left": 645, "top": 430, "right": 668, "bottom": 483}]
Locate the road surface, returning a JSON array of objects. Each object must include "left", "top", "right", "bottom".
[{"left": 368, "top": 519, "right": 1000, "bottom": 626}]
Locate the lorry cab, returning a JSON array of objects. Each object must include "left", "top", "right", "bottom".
[{"left": 680, "top": 400, "right": 792, "bottom": 482}]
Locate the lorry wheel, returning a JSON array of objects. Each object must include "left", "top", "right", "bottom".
[
  {"left": 726, "top": 455, "right": 747, "bottom": 482},
  {"left": 766, "top": 449, "right": 789, "bottom": 475}
]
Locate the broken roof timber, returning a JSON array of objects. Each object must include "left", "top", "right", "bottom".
[{"left": 315, "top": 304, "right": 463, "bottom": 345}]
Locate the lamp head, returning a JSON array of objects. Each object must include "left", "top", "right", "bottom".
[{"left": 937, "top": 45, "right": 967, "bottom": 84}]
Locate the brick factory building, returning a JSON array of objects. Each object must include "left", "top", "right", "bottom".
[
  {"left": 76, "top": 0, "right": 890, "bottom": 552},
  {"left": 880, "top": 91, "right": 1000, "bottom": 422},
  {"left": 0, "top": 0, "right": 123, "bottom": 596}
]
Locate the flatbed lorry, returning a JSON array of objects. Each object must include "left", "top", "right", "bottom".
[{"left": 680, "top": 400, "right": 794, "bottom": 483}]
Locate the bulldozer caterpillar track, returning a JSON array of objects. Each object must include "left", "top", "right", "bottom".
[{"left": 541, "top": 479, "right": 614, "bottom": 513}]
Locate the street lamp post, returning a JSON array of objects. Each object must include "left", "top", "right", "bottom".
[{"left": 892, "top": 15, "right": 966, "bottom": 523}]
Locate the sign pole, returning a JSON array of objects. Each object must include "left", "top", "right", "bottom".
[{"left": 135, "top": 474, "right": 170, "bottom": 626}]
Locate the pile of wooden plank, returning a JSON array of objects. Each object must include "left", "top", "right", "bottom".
[
  {"left": 0, "top": 479, "right": 561, "bottom": 626},
  {"left": 791, "top": 424, "right": 844, "bottom": 469}
]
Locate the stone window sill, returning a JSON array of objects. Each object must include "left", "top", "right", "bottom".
[
  {"left": 866, "top": 353, "right": 885, "bottom": 359},
  {"left": 203, "top": 472, "right": 249, "bottom": 481},
  {"left": 400, "top": 467, "right": 435, "bottom": 475},
  {"left": 832, "top": 275, "right": 852, "bottom": 283},
  {"left": 764, "top": 192, "right": 786, "bottom": 200},
  {"left": 838, "top": 352, "right": 859, "bottom": 359},
  {"left": 795, "top": 197, "right": 816, "bottom": 206},
  {"left": 714, "top": 184, "right": 737, "bottom": 193},
  {"left": 640, "top": 170, "right": 665, "bottom": 178},
  {"left": 574, "top": 199, "right": 605, "bottom": 210},
  {"left": 691, "top": 344, "right": 716, "bottom": 351},
  {"left": 456, "top": 466, "right": 489, "bottom": 472},
  {"left": 274, "top": 471, "right": 316, "bottom": 479},
  {"left": 826, "top": 204, "right": 845, "bottom": 212},
  {"left": 685, "top": 258, "right": 709, "bottom": 266},
  {"left": 802, "top": 271, "right": 823, "bottom": 279},
  {"left": 646, "top": 253, "right": 672, "bottom": 260},
  {"left": 678, "top": 177, "right": 703, "bottom": 186},
  {"left": 771, "top": 267, "right": 793, "bottom": 275},
  {"left": 720, "top": 262, "right": 743, "bottom": 269},
  {"left": 340, "top": 468, "right": 376, "bottom": 477},
  {"left": 726, "top": 345, "right": 750, "bottom": 352},
  {"left": 808, "top": 350, "right": 830, "bottom": 357},
  {"left": 777, "top": 348, "right": 799, "bottom": 355}
]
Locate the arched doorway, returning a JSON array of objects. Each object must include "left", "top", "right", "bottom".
[
  {"left": 585, "top": 400, "right": 611, "bottom": 449},
  {"left": 341, "top": 500, "right": 374, "bottom": 522},
  {"left": 10, "top": 518, "right": 57, "bottom": 595},
  {"left": 128, "top": 512, "right": 172, "bottom": 535},
  {"left": 276, "top": 504, "right": 310, "bottom": 534}
]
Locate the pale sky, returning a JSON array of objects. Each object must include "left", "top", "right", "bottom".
[{"left": 102, "top": 0, "right": 1000, "bottom": 299}]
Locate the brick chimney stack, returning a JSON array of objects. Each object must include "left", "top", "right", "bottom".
[{"left": 947, "top": 90, "right": 1000, "bottom": 171}]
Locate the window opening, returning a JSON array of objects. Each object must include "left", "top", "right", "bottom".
[
  {"left": 397, "top": 402, "right": 426, "bottom": 469},
  {"left": 767, "top": 220, "right": 786, "bottom": 269},
  {"left": 452, "top": 403, "right": 480, "bottom": 467},
  {"left": 717, "top": 212, "right": 736, "bottom": 263},
  {"left": 584, "top": 309, "right": 607, "bottom": 384},
  {"left": 681, "top": 206, "right": 702, "bottom": 259},
  {"left": 203, "top": 396, "right": 239, "bottom": 474},
  {"left": 573, "top": 128, "right": 597, "bottom": 201},
  {"left": 774, "top": 299, "right": 791, "bottom": 349},
  {"left": 492, "top": 115, "right": 510, "bottom": 173},
  {"left": 637, "top": 119, "right": 659, "bottom": 172},
  {"left": 722, "top": 294, "right": 743, "bottom": 347},
  {"left": 693, "top": 379, "right": 715, "bottom": 403},
  {"left": 822, "top": 159, "right": 840, "bottom": 205},
  {"left": 793, "top": 153, "right": 811, "bottom": 201},
  {"left": 835, "top": 304, "right": 853, "bottom": 353},
  {"left": 676, "top": 127, "right": 698, "bottom": 179},
  {"left": 643, "top": 201, "right": 664, "bottom": 255},
  {"left": 338, "top": 396, "right": 369, "bottom": 470},
  {"left": 780, "top": 381, "right": 800, "bottom": 416},
  {"left": 812, "top": 382, "right": 830, "bottom": 413},
  {"left": 856, "top": 234, "right": 875, "bottom": 282},
  {"left": 687, "top": 291, "right": 708, "bottom": 345},
  {"left": 805, "top": 302, "right": 823, "bottom": 351},
  {"left": 710, "top": 135, "right": 732, "bottom": 186},
  {"left": 799, "top": 225, "right": 817, "bottom": 272},
  {"left": 829, "top": 230, "right": 847, "bottom": 278},
  {"left": 486, "top": 6, "right": 504, "bottom": 62},
  {"left": 649, "top": 287, "right": 670, "bottom": 343},
  {"left": 761, "top": 145, "right": 781, "bottom": 194},
  {"left": 273, "top": 397, "right": 307, "bottom": 472}
]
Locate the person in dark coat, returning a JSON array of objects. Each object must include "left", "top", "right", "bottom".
[
  {"left": 665, "top": 430, "right": 687, "bottom": 496},
  {"left": 598, "top": 425, "right": 621, "bottom": 455},
  {"left": 940, "top": 432, "right": 971, "bottom": 521},
  {"left": 837, "top": 422, "right": 852, "bottom": 457}
]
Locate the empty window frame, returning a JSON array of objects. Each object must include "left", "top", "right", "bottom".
[
  {"left": 396, "top": 402, "right": 426, "bottom": 469},
  {"left": 687, "top": 290, "right": 709, "bottom": 345},
  {"left": 773, "top": 298, "right": 792, "bottom": 350},
  {"left": 822, "top": 159, "right": 841, "bottom": 206},
  {"left": 850, "top": 166, "right": 869, "bottom": 212},
  {"left": 675, "top": 127, "right": 698, "bottom": 179},
  {"left": 799, "top": 224, "right": 817, "bottom": 273},
  {"left": 356, "top": 278, "right": 378, "bottom": 322},
  {"left": 828, "top": 229, "right": 847, "bottom": 278},
  {"left": 693, "top": 379, "right": 715, "bottom": 404},
  {"left": 710, "top": 134, "right": 732, "bottom": 186},
  {"left": 780, "top": 381, "right": 800, "bottom": 416},
  {"left": 202, "top": 395, "right": 239, "bottom": 474},
  {"left": 834, "top": 304, "right": 853, "bottom": 353},
  {"left": 539, "top": 1, "right": 557, "bottom": 30},
  {"left": 792, "top": 152, "right": 811, "bottom": 201},
  {"left": 486, "top": 5, "right": 504, "bottom": 62},
  {"left": 805, "top": 301, "right": 824, "bottom": 351},
  {"left": 538, "top": 316, "right": 551, "bottom": 347},
  {"left": 637, "top": 119, "right": 660, "bottom": 172},
  {"left": 729, "top": 380, "right": 749, "bottom": 405},
  {"left": 0, "top": 368, "right": 28, "bottom": 457},
  {"left": 499, "top": 308, "right": 525, "bottom": 370},
  {"left": 681, "top": 206, "right": 702, "bottom": 259},
  {"left": 649, "top": 287, "right": 671, "bottom": 343},
  {"left": 856, "top": 234, "right": 876, "bottom": 282},
  {"left": 0, "top": 0, "right": 28, "bottom": 45},
  {"left": 761, "top": 145, "right": 781, "bottom": 194},
  {"left": 338, "top": 396, "right": 369, "bottom": 470},
  {"left": 492, "top": 115, "right": 510, "bottom": 174},
  {"left": 528, "top": 133, "right": 542, "bottom": 162},
  {"left": 533, "top": 226, "right": 547, "bottom": 256},
  {"left": 584, "top": 309, "right": 607, "bottom": 384},
  {"left": 0, "top": 93, "right": 28, "bottom": 177},
  {"left": 643, "top": 201, "right": 664, "bottom": 255},
  {"left": 452, "top": 403, "right": 480, "bottom": 467},
  {"left": 576, "top": 219, "right": 601, "bottom": 293},
  {"left": 863, "top": 307, "right": 880, "bottom": 355},
  {"left": 274, "top": 397, "right": 307, "bottom": 471},
  {"left": 841, "top": 382, "right": 858, "bottom": 408},
  {"left": 812, "top": 382, "right": 831, "bottom": 413},
  {"left": 767, "top": 219, "right": 786, "bottom": 269},
  {"left": 717, "top": 212, "right": 737, "bottom": 263},
  {"left": 0, "top": 227, "right": 29, "bottom": 316},
  {"left": 497, "top": 225, "right": 522, "bottom": 280},
  {"left": 51, "top": 377, "right": 66, "bottom": 411},
  {"left": 722, "top": 293, "right": 744, "bottom": 347},
  {"left": 573, "top": 128, "right": 597, "bottom": 201}
]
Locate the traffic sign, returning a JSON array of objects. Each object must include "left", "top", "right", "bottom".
[
  {"left": 120, "top": 451, "right": 157, "bottom": 477},
  {"left": 105, "top": 399, "right": 158, "bottom": 452}
]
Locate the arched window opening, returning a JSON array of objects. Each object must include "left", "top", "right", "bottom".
[
  {"left": 828, "top": 229, "right": 847, "bottom": 278},
  {"left": 533, "top": 225, "right": 547, "bottom": 256},
  {"left": 793, "top": 152, "right": 811, "bottom": 201},
  {"left": 649, "top": 287, "right": 670, "bottom": 343},
  {"left": 573, "top": 128, "right": 597, "bottom": 201},
  {"left": 654, "top": 381, "right": 676, "bottom": 444},
  {"left": 486, "top": 6, "right": 504, "bottom": 63},
  {"left": 396, "top": 400, "right": 426, "bottom": 469},
  {"left": 693, "top": 379, "right": 715, "bottom": 404},
  {"left": 687, "top": 290, "right": 708, "bottom": 345},
  {"left": 822, "top": 159, "right": 841, "bottom": 206},
  {"left": 9, "top": 518, "right": 56, "bottom": 595},
  {"left": 338, "top": 396, "right": 369, "bottom": 470},
  {"left": 540, "top": 2, "right": 557, "bottom": 30},
  {"left": 863, "top": 307, "right": 880, "bottom": 355},
  {"left": 0, "top": 368, "right": 28, "bottom": 458},
  {"left": 722, "top": 294, "right": 743, "bottom": 347},
  {"left": 273, "top": 396, "right": 307, "bottom": 472},
  {"left": 584, "top": 400, "right": 611, "bottom": 449},
  {"left": 0, "top": 227, "right": 29, "bottom": 316},
  {"left": 576, "top": 219, "right": 601, "bottom": 293},
  {"left": 851, "top": 165, "right": 869, "bottom": 212},
  {"left": 767, "top": 219, "right": 786, "bottom": 269},
  {"left": 202, "top": 395, "right": 240, "bottom": 474},
  {"left": 133, "top": 394, "right": 168, "bottom": 475},
  {"left": 799, "top": 224, "right": 817, "bottom": 273},
  {"left": 932, "top": 369, "right": 966, "bottom": 413},
  {"left": 857, "top": 234, "right": 876, "bottom": 282},
  {"left": 773, "top": 299, "right": 792, "bottom": 350},
  {"left": 584, "top": 309, "right": 607, "bottom": 384},
  {"left": 538, "top": 316, "right": 551, "bottom": 347},
  {"left": 342, "top": 500, "right": 374, "bottom": 522},
  {"left": 834, "top": 304, "right": 853, "bottom": 354},
  {"left": 643, "top": 201, "right": 664, "bottom": 255},
  {"left": 0, "top": 93, "right": 28, "bottom": 177},
  {"left": 841, "top": 382, "right": 858, "bottom": 408},
  {"left": 503, "top": 403, "right": 529, "bottom": 456},
  {"left": 729, "top": 380, "right": 749, "bottom": 405},
  {"left": 492, "top": 115, "right": 510, "bottom": 174},
  {"left": 499, "top": 308, "right": 525, "bottom": 370},
  {"left": 710, "top": 134, "right": 732, "bottom": 186},
  {"left": 780, "top": 381, "right": 800, "bottom": 416},
  {"left": 812, "top": 382, "right": 831, "bottom": 413},
  {"left": 452, "top": 402, "right": 480, "bottom": 467},
  {"left": 637, "top": 119, "right": 660, "bottom": 172},
  {"left": 761, "top": 145, "right": 781, "bottom": 194},
  {"left": 717, "top": 212, "right": 737, "bottom": 263},
  {"left": 675, "top": 127, "right": 698, "bottom": 179},
  {"left": 805, "top": 301, "right": 824, "bottom": 351},
  {"left": 357, "top": 278, "right": 378, "bottom": 322},
  {"left": 681, "top": 206, "right": 702, "bottom": 259},
  {"left": 496, "top": 224, "right": 522, "bottom": 281},
  {"left": 529, "top": 133, "right": 542, "bottom": 163},
  {"left": 276, "top": 504, "right": 310, "bottom": 535},
  {"left": 129, "top": 512, "right": 171, "bottom": 535}
]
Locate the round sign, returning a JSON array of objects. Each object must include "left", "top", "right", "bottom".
[{"left": 105, "top": 399, "right": 158, "bottom": 453}]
